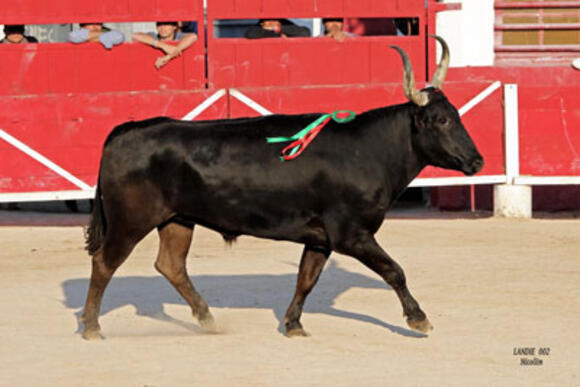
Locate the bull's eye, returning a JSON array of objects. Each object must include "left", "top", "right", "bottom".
[{"left": 438, "top": 117, "right": 448, "bottom": 125}]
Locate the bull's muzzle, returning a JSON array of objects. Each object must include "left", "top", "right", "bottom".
[{"left": 463, "top": 156, "right": 484, "bottom": 176}]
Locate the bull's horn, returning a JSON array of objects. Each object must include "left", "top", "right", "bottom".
[
  {"left": 390, "top": 45, "right": 429, "bottom": 106},
  {"left": 429, "top": 35, "right": 450, "bottom": 89}
]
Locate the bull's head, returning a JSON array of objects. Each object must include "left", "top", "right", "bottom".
[{"left": 391, "top": 36, "right": 483, "bottom": 176}]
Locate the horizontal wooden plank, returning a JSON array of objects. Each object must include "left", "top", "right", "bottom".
[
  {"left": 495, "top": 44, "right": 580, "bottom": 52},
  {"left": 495, "top": 23, "right": 580, "bottom": 30},
  {"left": 495, "top": 1, "right": 580, "bottom": 9},
  {"left": 0, "top": 43, "right": 205, "bottom": 96},
  {"left": 0, "top": 0, "right": 203, "bottom": 24},
  {"left": 208, "top": 36, "right": 426, "bottom": 88},
  {"left": 207, "top": 0, "right": 425, "bottom": 19}
]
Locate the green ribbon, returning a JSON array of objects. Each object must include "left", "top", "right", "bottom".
[{"left": 266, "top": 110, "right": 356, "bottom": 158}]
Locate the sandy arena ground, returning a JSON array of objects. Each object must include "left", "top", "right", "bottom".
[{"left": 0, "top": 214, "right": 578, "bottom": 386}]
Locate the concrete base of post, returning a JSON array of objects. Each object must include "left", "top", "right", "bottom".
[{"left": 493, "top": 184, "right": 532, "bottom": 218}]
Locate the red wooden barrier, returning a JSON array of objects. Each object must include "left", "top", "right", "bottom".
[
  {"left": 448, "top": 67, "right": 580, "bottom": 177},
  {"left": 0, "top": 43, "right": 205, "bottom": 95},
  {"left": 1, "top": 0, "right": 509, "bottom": 199},
  {"left": 0, "top": 1, "right": 211, "bottom": 197},
  {"left": 519, "top": 85, "right": 580, "bottom": 175},
  {"left": 0, "top": 90, "right": 228, "bottom": 193},
  {"left": 208, "top": 37, "right": 426, "bottom": 88},
  {"left": 207, "top": 0, "right": 429, "bottom": 87}
]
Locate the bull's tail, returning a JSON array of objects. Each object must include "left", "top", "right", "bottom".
[{"left": 85, "top": 178, "right": 106, "bottom": 257}]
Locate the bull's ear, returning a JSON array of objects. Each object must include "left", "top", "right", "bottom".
[{"left": 413, "top": 112, "right": 426, "bottom": 132}]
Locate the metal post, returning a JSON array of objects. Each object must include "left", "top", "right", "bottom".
[
  {"left": 494, "top": 84, "right": 532, "bottom": 218},
  {"left": 504, "top": 84, "right": 520, "bottom": 185}
]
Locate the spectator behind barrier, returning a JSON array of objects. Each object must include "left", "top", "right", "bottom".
[
  {"left": 344, "top": 18, "right": 399, "bottom": 36},
  {"left": 394, "top": 18, "right": 419, "bottom": 36},
  {"left": 178, "top": 21, "right": 198, "bottom": 34},
  {"left": 133, "top": 21, "right": 198, "bottom": 69},
  {"left": 245, "top": 19, "right": 310, "bottom": 39},
  {"left": 1, "top": 25, "right": 38, "bottom": 44},
  {"left": 321, "top": 18, "right": 356, "bottom": 42},
  {"left": 69, "top": 23, "right": 124, "bottom": 49}
]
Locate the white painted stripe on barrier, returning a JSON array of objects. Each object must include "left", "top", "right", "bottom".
[
  {"left": 0, "top": 189, "right": 95, "bottom": 203},
  {"left": 408, "top": 175, "right": 507, "bottom": 187},
  {"left": 514, "top": 176, "right": 580, "bottom": 185},
  {"left": 6, "top": 175, "right": 580, "bottom": 203},
  {"left": 458, "top": 81, "right": 502, "bottom": 117},
  {"left": 0, "top": 128, "right": 92, "bottom": 190},
  {"left": 230, "top": 89, "right": 274, "bottom": 116},
  {"left": 504, "top": 84, "right": 520, "bottom": 185},
  {"left": 181, "top": 89, "right": 227, "bottom": 121}
]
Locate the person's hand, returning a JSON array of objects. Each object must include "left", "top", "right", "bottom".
[
  {"left": 158, "top": 41, "right": 181, "bottom": 57},
  {"left": 155, "top": 55, "right": 172, "bottom": 69}
]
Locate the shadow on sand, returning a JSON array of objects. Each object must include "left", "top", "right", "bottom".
[{"left": 61, "top": 260, "right": 426, "bottom": 338}]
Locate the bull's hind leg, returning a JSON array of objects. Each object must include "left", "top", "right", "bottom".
[
  {"left": 154, "top": 222, "right": 215, "bottom": 331},
  {"left": 81, "top": 237, "right": 136, "bottom": 340},
  {"left": 339, "top": 235, "right": 433, "bottom": 334},
  {"left": 284, "top": 246, "right": 330, "bottom": 337}
]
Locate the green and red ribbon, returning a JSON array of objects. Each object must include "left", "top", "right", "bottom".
[{"left": 266, "top": 110, "right": 356, "bottom": 161}]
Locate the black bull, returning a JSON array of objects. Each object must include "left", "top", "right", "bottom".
[{"left": 81, "top": 36, "right": 483, "bottom": 339}]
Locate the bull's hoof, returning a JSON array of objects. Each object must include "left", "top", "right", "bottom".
[
  {"left": 284, "top": 319, "right": 310, "bottom": 337},
  {"left": 286, "top": 327, "right": 310, "bottom": 337},
  {"left": 82, "top": 328, "right": 104, "bottom": 340},
  {"left": 407, "top": 317, "right": 433, "bottom": 333},
  {"left": 199, "top": 314, "right": 218, "bottom": 333}
]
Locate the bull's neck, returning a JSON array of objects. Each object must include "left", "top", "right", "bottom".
[{"left": 372, "top": 104, "right": 427, "bottom": 196}]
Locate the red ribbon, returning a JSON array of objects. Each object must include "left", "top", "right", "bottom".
[{"left": 280, "top": 116, "right": 333, "bottom": 161}]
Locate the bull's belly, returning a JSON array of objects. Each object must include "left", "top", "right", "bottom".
[{"left": 176, "top": 198, "right": 329, "bottom": 246}]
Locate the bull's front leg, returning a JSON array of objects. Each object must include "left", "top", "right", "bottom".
[
  {"left": 284, "top": 246, "right": 330, "bottom": 337},
  {"left": 338, "top": 235, "right": 433, "bottom": 334}
]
